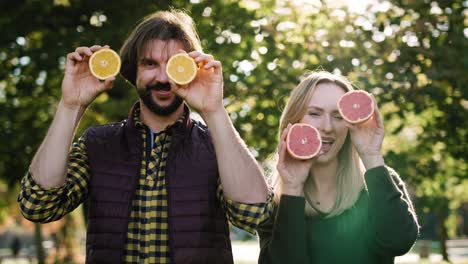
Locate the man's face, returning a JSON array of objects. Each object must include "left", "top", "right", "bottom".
[{"left": 135, "top": 39, "right": 185, "bottom": 116}]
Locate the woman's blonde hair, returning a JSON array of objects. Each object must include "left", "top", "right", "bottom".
[{"left": 272, "top": 71, "right": 366, "bottom": 218}]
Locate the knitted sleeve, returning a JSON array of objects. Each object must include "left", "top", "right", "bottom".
[
  {"left": 257, "top": 195, "right": 310, "bottom": 264},
  {"left": 365, "top": 165, "right": 419, "bottom": 256}
]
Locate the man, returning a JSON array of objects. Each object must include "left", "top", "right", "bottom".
[{"left": 18, "top": 10, "right": 271, "bottom": 264}]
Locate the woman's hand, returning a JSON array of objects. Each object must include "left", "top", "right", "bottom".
[
  {"left": 277, "top": 124, "right": 314, "bottom": 196},
  {"left": 346, "top": 96, "right": 385, "bottom": 169}
]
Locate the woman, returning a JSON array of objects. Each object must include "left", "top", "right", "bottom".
[{"left": 258, "top": 71, "right": 419, "bottom": 264}]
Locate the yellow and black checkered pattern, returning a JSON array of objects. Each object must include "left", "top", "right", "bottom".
[
  {"left": 18, "top": 105, "right": 273, "bottom": 263},
  {"left": 124, "top": 121, "right": 172, "bottom": 263}
]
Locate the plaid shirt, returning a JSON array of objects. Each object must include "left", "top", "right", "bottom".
[{"left": 18, "top": 106, "right": 273, "bottom": 264}]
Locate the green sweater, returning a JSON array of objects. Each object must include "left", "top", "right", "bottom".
[{"left": 258, "top": 166, "right": 419, "bottom": 264}]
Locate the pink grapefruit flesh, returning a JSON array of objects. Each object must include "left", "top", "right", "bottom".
[
  {"left": 337, "top": 90, "right": 374, "bottom": 124},
  {"left": 286, "top": 123, "right": 322, "bottom": 160}
]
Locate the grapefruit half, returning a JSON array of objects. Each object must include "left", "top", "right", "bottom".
[
  {"left": 337, "top": 90, "right": 374, "bottom": 124},
  {"left": 286, "top": 123, "right": 322, "bottom": 160}
]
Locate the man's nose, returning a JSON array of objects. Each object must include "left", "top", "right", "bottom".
[{"left": 155, "top": 64, "right": 169, "bottom": 83}]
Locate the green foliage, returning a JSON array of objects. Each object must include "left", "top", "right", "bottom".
[{"left": 0, "top": 0, "right": 466, "bottom": 251}]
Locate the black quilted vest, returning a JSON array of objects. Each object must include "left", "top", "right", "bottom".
[{"left": 83, "top": 103, "right": 233, "bottom": 264}]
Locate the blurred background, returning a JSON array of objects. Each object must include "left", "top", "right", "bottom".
[{"left": 0, "top": 0, "right": 466, "bottom": 263}]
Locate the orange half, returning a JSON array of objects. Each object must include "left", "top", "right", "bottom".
[
  {"left": 88, "top": 48, "right": 121, "bottom": 80},
  {"left": 166, "top": 53, "right": 198, "bottom": 85}
]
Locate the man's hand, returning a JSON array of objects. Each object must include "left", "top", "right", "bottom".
[
  {"left": 171, "top": 51, "right": 224, "bottom": 117},
  {"left": 61, "top": 45, "right": 115, "bottom": 110}
]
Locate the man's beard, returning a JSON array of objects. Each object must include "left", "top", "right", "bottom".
[{"left": 137, "top": 82, "right": 183, "bottom": 116}]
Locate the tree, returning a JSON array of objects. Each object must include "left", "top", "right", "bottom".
[
  {"left": 0, "top": 0, "right": 261, "bottom": 261},
  {"left": 1, "top": 0, "right": 466, "bottom": 261}
]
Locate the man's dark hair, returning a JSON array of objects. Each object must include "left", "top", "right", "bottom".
[{"left": 119, "top": 10, "right": 202, "bottom": 85}]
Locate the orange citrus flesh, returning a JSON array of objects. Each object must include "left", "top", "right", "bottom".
[
  {"left": 89, "top": 48, "right": 121, "bottom": 80},
  {"left": 166, "top": 53, "right": 198, "bottom": 85}
]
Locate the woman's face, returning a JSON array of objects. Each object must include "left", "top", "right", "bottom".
[{"left": 300, "top": 82, "right": 349, "bottom": 163}]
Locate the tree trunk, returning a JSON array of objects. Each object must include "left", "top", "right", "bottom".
[
  {"left": 437, "top": 209, "right": 451, "bottom": 263},
  {"left": 34, "top": 223, "right": 45, "bottom": 264},
  {"left": 63, "top": 214, "right": 79, "bottom": 264}
]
